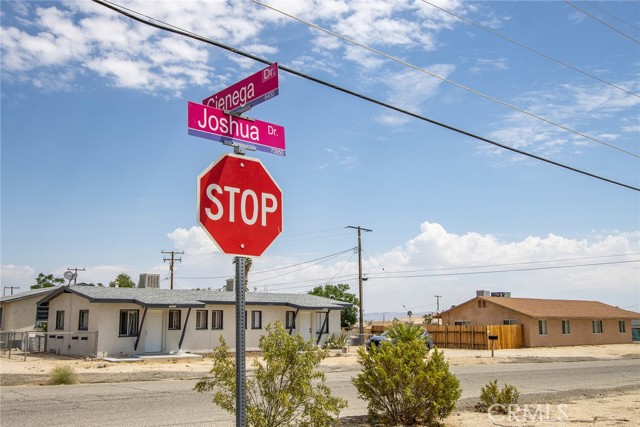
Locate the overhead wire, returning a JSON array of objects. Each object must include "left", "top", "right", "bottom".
[
  {"left": 92, "top": 0, "right": 640, "bottom": 192},
  {"left": 584, "top": 1, "right": 640, "bottom": 32},
  {"left": 252, "top": 0, "right": 639, "bottom": 158},
  {"left": 563, "top": 0, "right": 640, "bottom": 44},
  {"left": 419, "top": 0, "right": 638, "bottom": 98}
]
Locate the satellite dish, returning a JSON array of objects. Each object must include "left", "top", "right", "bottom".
[{"left": 64, "top": 271, "right": 78, "bottom": 284}]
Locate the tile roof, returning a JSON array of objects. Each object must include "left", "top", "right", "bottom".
[
  {"left": 38, "top": 285, "right": 352, "bottom": 310},
  {"left": 440, "top": 296, "right": 639, "bottom": 319}
]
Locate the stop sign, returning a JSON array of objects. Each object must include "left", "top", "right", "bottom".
[{"left": 197, "top": 153, "right": 283, "bottom": 257}]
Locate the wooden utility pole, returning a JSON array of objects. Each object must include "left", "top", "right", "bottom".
[
  {"left": 3, "top": 286, "right": 19, "bottom": 296},
  {"left": 162, "top": 250, "right": 184, "bottom": 289},
  {"left": 434, "top": 295, "right": 442, "bottom": 312},
  {"left": 347, "top": 225, "right": 372, "bottom": 345}
]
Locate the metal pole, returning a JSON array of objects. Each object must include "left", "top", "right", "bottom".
[{"left": 235, "top": 256, "right": 247, "bottom": 427}]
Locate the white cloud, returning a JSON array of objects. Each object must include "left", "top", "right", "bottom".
[{"left": 0, "top": 264, "right": 36, "bottom": 289}]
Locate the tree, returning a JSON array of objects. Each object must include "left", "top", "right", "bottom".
[
  {"left": 31, "top": 273, "right": 64, "bottom": 289},
  {"left": 308, "top": 284, "right": 359, "bottom": 328},
  {"left": 109, "top": 273, "right": 135, "bottom": 288},
  {"left": 195, "top": 321, "right": 347, "bottom": 427},
  {"left": 353, "top": 322, "right": 462, "bottom": 426},
  {"left": 232, "top": 257, "right": 252, "bottom": 291}
]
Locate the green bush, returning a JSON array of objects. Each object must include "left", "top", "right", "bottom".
[
  {"left": 49, "top": 364, "right": 77, "bottom": 385},
  {"left": 353, "top": 339, "right": 461, "bottom": 426},
  {"left": 478, "top": 380, "right": 520, "bottom": 413},
  {"left": 195, "top": 321, "right": 347, "bottom": 427}
]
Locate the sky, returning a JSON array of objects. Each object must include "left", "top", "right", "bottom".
[{"left": 1, "top": 0, "right": 639, "bottom": 317}]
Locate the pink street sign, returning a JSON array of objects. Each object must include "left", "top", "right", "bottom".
[
  {"left": 202, "top": 63, "right": 279, "bottom": 113},
  {"left": 187, "top": 102, "right": 286, "bottom": 156}
]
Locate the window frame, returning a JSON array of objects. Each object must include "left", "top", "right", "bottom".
[
  {"left": 316, "top": 312, "right": 329, "bottom": 334},
  {"left": 119, "top": 309, "right": 139, "bottom": 337},
  {"left": 592, "top": 320, "right": 603, "bottom": 334},
  {"left": 285, "top": 311, "right": 296, "bottom": 329},
  {"left": 503, "top": 319, "right": 517, "bottom": 325},
  {"left": 211, "top": 310, "right": 223, "bottom": 330},
  {"left": 618, "top": 320, "right": 626, "bottom": 333},
  {"left": 195, "top": 310, "right": 208, "bottom": 330},
  {"left": 78, "top": 309, "right": 89, "bottom": 331},
  {"left": 538, "top": 319, "right": 548, "bottom": 335},
  {"left": 251, "top": 310, "right": 262, "bottom": 330},
  {"left": 561, "top": 319, "right": 570, "bottom": 335},
  {"left": 168, "top": 310, "right": 182, "bottom": 330},
  {"left": 55, "top": 310, "right": 65, "bottom": 330}
]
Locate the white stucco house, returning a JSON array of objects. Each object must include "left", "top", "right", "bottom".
[
  {"left": 0, "top": 287, "right": 55, "bottom": 331},
  {"left": 38, "top": 285, "right": 351, "bottom": 357}
]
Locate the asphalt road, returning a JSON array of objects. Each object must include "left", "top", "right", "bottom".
[{"left": 1, "top": 359, "right": 638, "bottom": 426}]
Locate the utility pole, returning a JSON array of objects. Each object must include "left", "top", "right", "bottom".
[
  {"left": 434, "top": 295, "right": 442, "bottom": 313},
  {"left": 3, "top": 286, "right": 19, "bottom": 296},
  {"left": 162, "top": 250, "right": 183, "bottom": 290},
  {"left": 347, "top": 225, "right": 372, "bottom": 345},
  {"left": 67, "top": 267, "right": 85, "bottom": 285}
]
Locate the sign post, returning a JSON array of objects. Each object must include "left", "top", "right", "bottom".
[{"left": 235, "top": 256, "right": 247, "bottom": 427}]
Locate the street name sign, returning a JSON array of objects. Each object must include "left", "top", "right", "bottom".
[
  {"left": 202, "top": 62, "right": 279, "bottom": 113},
  {"left": 188, "top": 101, "right": 286, "bottom": 156},
  {"left": 197, "top": 153, "right": 283, "bottom": 257}
]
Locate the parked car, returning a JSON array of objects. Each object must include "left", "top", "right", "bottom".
[{"left": 366, "top": 330, "right": 434, "bottom": 350}]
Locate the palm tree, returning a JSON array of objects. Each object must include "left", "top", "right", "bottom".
[{"left": 233, "top": 257, "right": 252, "bottom": 291}]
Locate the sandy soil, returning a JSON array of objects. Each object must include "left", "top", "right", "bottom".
[{"left": 2, "top": 344, "right": 639, "bottom": 426}]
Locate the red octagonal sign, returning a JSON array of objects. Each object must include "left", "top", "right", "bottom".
[{"left": 197, "top": 154, "right": 283, "bottom": 257}]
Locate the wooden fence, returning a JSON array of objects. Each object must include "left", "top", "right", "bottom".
[{"left": 424, "top": 324, "right": 524, "bottom": 350}]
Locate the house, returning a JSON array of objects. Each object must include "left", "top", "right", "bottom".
[
  {"left": 437, "top": 291, "right": 639, "bottom": 347},
  {"left": 38, "top": 285, "right": 351, "bottom": 357},
  {"left": 0, "top": 287, "right": 55, "bottom": 331}
]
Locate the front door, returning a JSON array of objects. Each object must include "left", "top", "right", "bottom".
[{"left": 145, "top": 310, "right": 163, "bottom": 353}]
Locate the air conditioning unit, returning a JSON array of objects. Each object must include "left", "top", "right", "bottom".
[
  {"left": 138, "top": 274, "right": 160, "bottom": 288},
  {"left": 476, "top": 290, "right": 491, "bottom": 297},
  {"left": 490, "top": 292, "right": 511, "bottom": 298}
]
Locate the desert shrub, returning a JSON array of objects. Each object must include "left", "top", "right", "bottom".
[
  {"left": 323, "top": 332, "right": 349, "bottom": 349},
  {"left": 49, "top": 364, "right": 77, "bottom": 385},
  {"left": 195, "top": 321, "right": 347, "bottom": 427},
  {"left": 353, "top": 339, "right": 461, "bottom": 426},
  {"left": 478, "top": 380, "right": 520, "bottom": 413},
  {"left": 385, "top": 321, "right": 424, "bottom": 343}
]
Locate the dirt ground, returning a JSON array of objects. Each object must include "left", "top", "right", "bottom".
[{"left": 2, "top": 344, "right": 639, "bottom": 426}]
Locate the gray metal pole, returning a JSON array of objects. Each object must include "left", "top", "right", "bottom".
[{"left": 235, "top": 256, "right": 247, "bottom": 427}]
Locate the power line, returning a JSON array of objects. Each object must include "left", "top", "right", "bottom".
[
  {"left": 419, "top": 0, "right": 638, "bottom": 98},
  {"left": 92, "top": 0, "right": 640, "bottom": 192},
  {"left": 371, "top": 252, "right": 640, "bottom": 276},
  {"left": 162, "top": 250, "right": 183, "bottom": 289},
  {"left": 252, "top": 0, "right": 639, "bottom": 158},
  {"left": 366, "top": 259, "right": 639, "bottom": 279},
  {"left": 564, "top": 0, "right": 640, "bottom": 45},
  {"left": 584, "top": 1, "right": 640, "bottom": 32}
]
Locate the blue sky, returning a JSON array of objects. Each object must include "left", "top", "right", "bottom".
[{"left": 1, "top": 0, "right": 639, "bottom": 315}]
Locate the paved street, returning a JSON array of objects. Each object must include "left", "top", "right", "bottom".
[{"left": 1, "top": 359, "right": 638, "bottom": 426}]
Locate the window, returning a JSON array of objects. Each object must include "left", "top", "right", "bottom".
[
  {"left": 592, "top": 320, "right": 603, "bottom": 334},
  {"left": 477, "top": 300, "right": 486, "bottom": 308},
  {"left": 561, "top": 320, "right": 570, "bottom": 335},
  {"left": 538, "top": 320, "right": 548, "bottom": 335},
  {"left": 36, "top": 302, "right": 49, "bottom": 327},
  {"left": 316, "top": 312, "right": 329, "bottom": 333},
  {"left": 196, "top": 310, "right": 208, "bottom": 330},
  {"left": 454, "top": 320, "right": 471, "bottom": 326},
  {"left": 78, "top": 310, "right": 89, "bottom": 331},
  {"left": 211, "top": 310, "right": 223, "bottom": 329},
  {"left": 618, "top": 320, "right": 626, "bottom": 333},
  {"left": 119, "top": 310, "right": 139, "bottom": 336},
  {"left": 503, "top": 319, "right": 517, "bottom": 325},
  {"left": 169, "top": 310, "right": 181, "bottom": 330},
  {"left": 55, "top": 310, "right": 65, "bottom": 330},
  {"left": 251, "top": 311, "right": 262, "bottom": 329},
  {"left": 285, "top": 311, "right": 296, "bottom": 329}
]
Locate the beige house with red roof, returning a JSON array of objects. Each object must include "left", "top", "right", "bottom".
[{"left": 437, "top": 291, "right": 639, "bottom": 347}]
